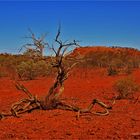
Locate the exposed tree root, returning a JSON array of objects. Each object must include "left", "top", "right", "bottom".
[
  {"left": 56, "top": 99, "right": 112, "bottom": 119},
  {"left": 0, "top": 98, "right": 111, "bottom": 120},
  {"left": 0, "top": 83, "right": 112, "bottom": 120}
]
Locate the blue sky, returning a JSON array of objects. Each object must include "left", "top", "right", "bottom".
[{"left": 0, "top": 1, "right": 140, "bottom": 54}]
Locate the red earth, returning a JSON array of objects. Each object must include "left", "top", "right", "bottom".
[
  {"left": 0, "top": 68, "right": 140, "bottom": 140},
  {"left": 71, "top": 46, "right": 140, "bottom": 57}
]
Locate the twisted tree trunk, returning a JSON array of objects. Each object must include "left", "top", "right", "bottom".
[{"left": 0, "top": 27, "right": 112, "bottom": 120}]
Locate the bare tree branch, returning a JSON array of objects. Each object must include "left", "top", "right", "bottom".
[
  {"left": 0, "top": 26, "right": 112, "bottom": 120},
  {"left": 20, "top": 29, "right": 48, "bottom": 57}
]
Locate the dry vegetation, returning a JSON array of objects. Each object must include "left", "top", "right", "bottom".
[
  {"left": 0, "top": 28, "right": 140, "bottom": 139},
  {"left": 0, "top": 68, "right": 140, "bottom": 139},
  {"left": 0, "top": 28, "right": 112, "bottom": 120},
  {"left": 113, "top": 77, "right": 139, "bottom": 99}
]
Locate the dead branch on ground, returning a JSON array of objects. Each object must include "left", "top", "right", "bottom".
[{"left": 0, "top": 27, "right": 112, "bottom": 120}]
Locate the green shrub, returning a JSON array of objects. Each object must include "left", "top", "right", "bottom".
[
  {"left": 17, "top": 60, "right": 50, "bottom": 80},
  {"left": 0, "top": 65, "right": 8, "bottom": 78},
  {"left": 113, "top": 77, "right": 139, "bottom": 99},
  {"left": 17, "top": 60, "right": 36, "bottom": 80}
]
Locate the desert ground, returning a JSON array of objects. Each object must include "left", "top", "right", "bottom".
[{"left": 0, "top": 68, "right": 140, "bottom": 140}]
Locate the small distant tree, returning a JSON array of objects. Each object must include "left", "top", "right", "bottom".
[
  {"left": 19, "top": 28, "right": 48, "bottom": 57},
  {"left": 0, "top": 27, "right": 112, "bottom": 120}
]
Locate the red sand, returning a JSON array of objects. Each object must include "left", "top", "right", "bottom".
[{"left": 0, "top": 68, "right": 140, "bottom": 140}]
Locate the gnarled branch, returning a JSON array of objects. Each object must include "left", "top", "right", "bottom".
[{"left": 0, "top": 27, "right": 112, "bottom": 120}]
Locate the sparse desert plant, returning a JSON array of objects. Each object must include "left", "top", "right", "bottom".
[
  {"left": 17, "top": 60, "right": 37, "bottom": 80},
  {"left": 17, "top": 60, "right": 50, "bottom": 80},
  {"left": 34, "top": 60, "right": 52, "bottom": 77},
  {"left": 113, "top": 77, "right": 139, "bottom": 99},
  {"left": 73, "top": 47, "right": 140, "bottom": 70},
  {"left": 107, "top": 66, "right": 118, "bottom": 76}
]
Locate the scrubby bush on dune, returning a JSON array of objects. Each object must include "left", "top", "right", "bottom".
[
  {"left": 107, "top": 66, "right": 118, "bottom": 76},
  {"left": 74, "top": 47, "right": 140, "bottom": 76},
  {"left": 113, "top": 77, "right": 139, "bottom": 99},
  {"left": 0, "top": 46, "right": 140, "bottom": 79}
]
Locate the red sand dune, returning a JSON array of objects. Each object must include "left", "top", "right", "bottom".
[
  {"left": 71, "top": 46, "right": 140, "bottom": 57},
  {"left": 0, "top": 68, "right": 140, "bottom": 139}
]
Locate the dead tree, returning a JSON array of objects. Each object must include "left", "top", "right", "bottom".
[
  {"left": 0, "top": 28, "right": 112, "bottom": 120},
  {"left": 19, "top": 28, "right": 48, "bottom": 57}
]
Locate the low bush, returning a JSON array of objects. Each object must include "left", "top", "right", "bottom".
[
  {"left": 113, "top": 77, "right": 139, "bottom": 99},
  {"left": 107, "top": 66, "right": 118, "bottom": 76},
  {"left": 17, "top": 60, "right": 50, "bottom": 80}
]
